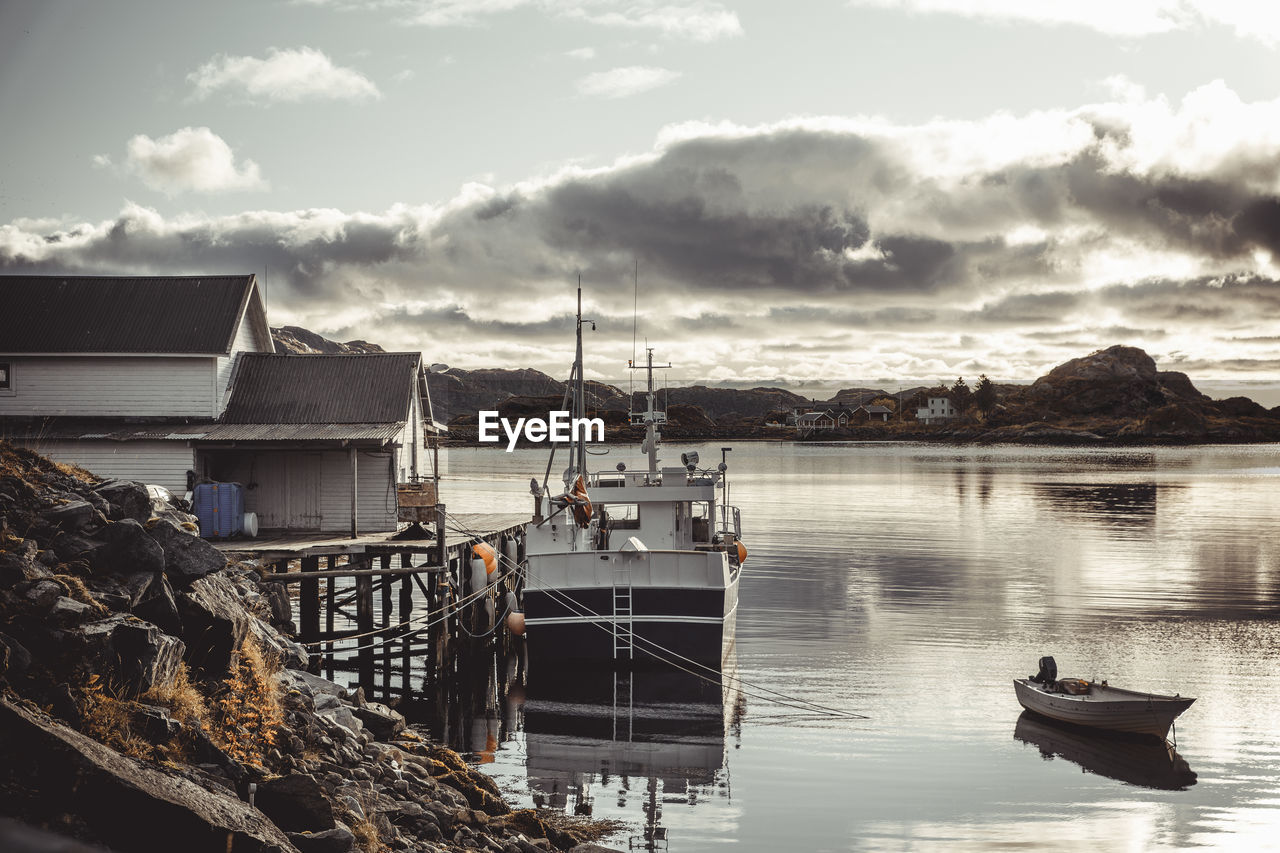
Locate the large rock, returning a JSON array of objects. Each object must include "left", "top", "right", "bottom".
[
  {"left": 286, "top": 826, "right": 354, "bottom": 853},
  {"left": 133, "top": 573, "right": 183, "bottom": 636},
  {"left": 145, "top": 518, "right": 226, "bottom": 588},
  {"left": 92, "top": 519, "right": 165, "bottom": 578},
  {"left": 94, "top": 480, "right": 153, "bottom": 524},
  {"left": 351, "top": 702, "right": 405, "bottom": 740},
  {"left": 0, "top": 697, "right": 299, "bottom": 853},
  {"left": 254, "top": 773, "right": 335, "bottom": 832},
  {"left": 79, "top": 614, "right": 186, "bottom": 696},
  {"left": 176, "top": 572, "right": 250, "bottom": 681},
  {"left": 0, "top": 538, "right": 51, "bottom": 588},
  {"left": 42, "top": 499, "right": 95, "bottom": 530}
]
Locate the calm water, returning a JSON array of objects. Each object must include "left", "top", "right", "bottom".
[{"left": 439, "top": 442, "right": 1280, "bottom": 851}]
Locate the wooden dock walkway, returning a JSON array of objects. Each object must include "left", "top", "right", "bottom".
[{"left": 209, "top": 512, "right": 530, "bottom": 700}]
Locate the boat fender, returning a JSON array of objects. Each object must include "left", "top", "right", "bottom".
[
  {"left": 506, "top": 610, "right": 526, "bottom": 636},
  {"left": 736, "top": 540, "right": 748, "bottom": 565},
  {"left": 469, "top": 558, "right": 488, "bottom": 594},
  {"left": 472, "top": 542, "right": 498, "bottom": 575}
]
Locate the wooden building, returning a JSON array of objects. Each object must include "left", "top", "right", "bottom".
[{"left": 0, "top": 274, "right": 441, "bottom": 535}]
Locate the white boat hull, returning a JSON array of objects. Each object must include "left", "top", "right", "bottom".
[{"left": 1014, "top": 678, "right": 1195, "bottom": 740}]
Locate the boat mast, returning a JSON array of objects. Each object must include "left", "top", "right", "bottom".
[{"left": 574, "top": 282, "right": 587, "bottom": 479}]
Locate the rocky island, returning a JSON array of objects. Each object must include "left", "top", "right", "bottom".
[{"left": 0, "top": 442, "right": 618, "bottom": 853}]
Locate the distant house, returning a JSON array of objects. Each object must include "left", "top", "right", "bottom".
[
  {"left": 916, "top": 396, "right": 956, "bottom": 425},
  {"left": 0, "top": 274, "right": 441, "bottom": 534},
  {"left": 796, "top": 410, "right": 837, "bottom": 435},
  {"left": 855, "top": 404, "right": 893, "bottom": 422}
]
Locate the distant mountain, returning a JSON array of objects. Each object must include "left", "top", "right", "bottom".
[
  {"left": 430, "top": 367, "right": 628, "bottom": 424},
  {"left": 271, "top": 326, "right": 385, "bottom": 355}
]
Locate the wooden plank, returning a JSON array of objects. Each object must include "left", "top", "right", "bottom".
[
  {"left": 356, "top": 571, "right": 374, "bottom": 695},
  {"left": 299, "top": 556, "right": 320, "bottom": 673}
]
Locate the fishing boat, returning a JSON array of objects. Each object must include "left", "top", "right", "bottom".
[
  {"left": 1013, "top": 657, "right": 1195, "bottom": 740},
  {"left": 520, "top": 288, "right": 745, "bottom": 670}
]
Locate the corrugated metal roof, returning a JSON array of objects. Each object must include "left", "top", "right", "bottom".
[
  {"left": 0, "top": 275, "right": 256, "bottom": 354},
  {"left": 196, "top": 423, "right": 404, "bottom": 442},
  {"left": 222, "top": 353, "right": 421, "bottom": 424}
]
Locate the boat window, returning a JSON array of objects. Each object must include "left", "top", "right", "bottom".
[{"left": 607, "top": 503, "right": 641, "bottom": 529}]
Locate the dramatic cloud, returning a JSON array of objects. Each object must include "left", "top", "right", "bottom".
[
  {"left": 848, "top": 0, "right": 1280, "bottom": 45},
  {"left": 11, "top": 82, "right": 1280, "bottom": 385},
  {"left": 577, "top": 66, "right": 682, "bottom": 98},
  {"left": 188, "top": 47, "right": 382, "bottom": 103},
  {"left": 301, "top": 0, "right": 743, "bottom": 41},
  {"left": 103, "top": 127, "right": 266, "bottom": 195}
]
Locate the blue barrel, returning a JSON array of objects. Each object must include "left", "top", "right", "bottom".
[{"left": 193, "top": 482, "right": 244, "bottom": 539}]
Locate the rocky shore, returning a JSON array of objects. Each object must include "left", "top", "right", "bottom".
[{"left": 0, "top": 441, "right": 619, "bottom": 853}]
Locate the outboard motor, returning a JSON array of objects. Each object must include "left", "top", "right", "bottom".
[{"left": 1031, "top": 656, "right": 1057, "bottom": 685}]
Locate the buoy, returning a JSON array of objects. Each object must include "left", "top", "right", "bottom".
[
  {"left": 469, "top": 558, "right": 487, "bottom": 594},
  {"left": 472, "top": 542, "right": 498, "bottom": 575},
  {"left": 736, "top": 540, "right": 748, "bottom": 564},
  {"left": 503, "top": 537, "right": 518, "bottom": 565},
  {"left": 483, "top": 596, "right": 496, "bottom": 627},
  {"left": 506, "top": 610, "right": 526, "bottom": 636}
]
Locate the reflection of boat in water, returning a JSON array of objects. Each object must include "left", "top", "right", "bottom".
[
  {"left": 520, "top": 659, "right": 743, "bottom": 849},
  {"left": 1014, "top": 711, "right": 1197, "bottom": 791}
]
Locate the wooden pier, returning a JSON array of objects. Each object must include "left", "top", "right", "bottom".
[{"left": 213, "top": 511, "right": 528, "bottom": 702}]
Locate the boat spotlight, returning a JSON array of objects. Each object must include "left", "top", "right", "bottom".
[
  {"left": 616, "top": 462, "right": 626, "bottom": 472},
  {"left": 680, "top": 451, "right": 699, "bottom": 468}
]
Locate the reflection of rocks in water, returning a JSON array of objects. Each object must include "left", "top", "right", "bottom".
[
  {"left": 1014, "top": 711, "right": 1197, "bottom": 791},
  {"left": 1033, "top": 482, "right": 1160, "bottom": 528},
  {"left": 521, "top": 663, "right": 740, "bottom": 850}
]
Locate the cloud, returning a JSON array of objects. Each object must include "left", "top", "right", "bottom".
[
  {"left": 11, "top": 81, "right": 1280, "bottom": 384},
  {"left": 847, "top": 0, "right": 1280, "bottom": 46},
  {"left": 565, "top": 47, "right": 596, "bottom": 60},
  {"left": 303, "top": 0, "right": 743, "bottom": 41},
  {"left": 577, "top": 66, "right": 681, "bottom": 98},
  {"left": 114, "top": 127, "right": 266, "bottom": 195},
  {"left": 188, "top": 47, "right": 381, "bottom": 103}
]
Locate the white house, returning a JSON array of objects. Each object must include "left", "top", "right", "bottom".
[
  {"left": 0, "top": 274, "right": 441, "bottom": 535},
  {"left": 916, "top": 396, "right": 956, "bottom": 425}
]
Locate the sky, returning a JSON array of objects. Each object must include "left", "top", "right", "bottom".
[{"left": 5, "top": 1, "right": 1280, "bottom": 399}]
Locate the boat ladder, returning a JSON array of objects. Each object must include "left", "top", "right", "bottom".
[{"left": 612, "top": 559, "right": 634, "bottom": 661}]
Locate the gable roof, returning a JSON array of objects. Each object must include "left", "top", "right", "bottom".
[
  {"left": 0, "top": 274, "right": 261, "bottom": 354},
  {"left": 221, "top": 353, "right": 422, "bottom": 424}
]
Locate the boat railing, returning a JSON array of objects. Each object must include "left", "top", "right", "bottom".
[{"left": 716, "top": 506, "right": 742, "bottom": 540}]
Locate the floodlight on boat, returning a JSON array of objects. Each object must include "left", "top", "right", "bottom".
[
  {"left": 680, "top": 451, "right": 699, "bottom": 468},
  {"left": 429, "top": 363, "right": 449, "bottom": 373}
]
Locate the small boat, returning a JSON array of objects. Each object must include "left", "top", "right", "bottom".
[{"left": 1013, "top": 657, "right": 1195, "bottom": 740}]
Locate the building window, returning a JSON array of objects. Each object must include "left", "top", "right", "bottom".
[{"left": 0, "top": 361, "right": 12, "bottom": 396}]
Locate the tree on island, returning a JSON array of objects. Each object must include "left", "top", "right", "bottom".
[
  {"left": 950, "top": 377, "right": 972, "bottom": 413},
  {"left": 974, "top": 374, "right": 996, "bottom": 417}
]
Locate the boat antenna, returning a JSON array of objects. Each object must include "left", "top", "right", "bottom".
[
  {"left": 630, "top": 259, "right": 638, "bottom": 411},
  {"left": 574, "top": 278, "right": 594, "bottom": 480}
]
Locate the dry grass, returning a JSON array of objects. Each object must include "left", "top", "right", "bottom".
[
  {"left": 209, "top": 633, "right": 284, "bottom": 768},
  {"left": 78, "top": 673, "right": 155, "bottom": 760},
  {"left": 349, "top": 816, "right": 385, "bottom": 853},
  {"left": 53, "top": 460, "right": 98, "bottom": 483},
  {"left": 52, "top": 573, "right": 108, "bottom": 614},
  {"left": 141, "top": 663, "right": 210, "bottom": 761}
]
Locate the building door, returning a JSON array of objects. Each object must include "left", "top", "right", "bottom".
[
  {"left": 254, "top": 454, "right": 288, "bottom": 529},
  {"left": 286, "top": 453, "right": 322, "bottom": 530}
]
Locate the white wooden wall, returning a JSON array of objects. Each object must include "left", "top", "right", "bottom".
[
  {"left": 25, "top": 439, "right": 193, "bottom": 494},
  {"left": 215, "top": 312, "right": 271, "bottom": 414},
  {"left": 320, "top": 449, "right": 398, "bottom": 533},
  {"left": 0, "top": 356, "right": 216, "bottom": 418}
]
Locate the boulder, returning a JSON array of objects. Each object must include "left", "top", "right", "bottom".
[
  {"left": 264, "top": 581, "right": 294, "bottom": 627},
  {"left": 42, "top": 499, "right": 95, "bottom": 530},
  {"left": 92, "top": 518, "right": 165, "bottom": 578},
  {"left": 49, "top": 530, "right": 102, "bottom": 564},
  {"left": 94, "top": 480, "right": 152, "bottom": 523},
  {"left": 134, "top": 703, "right": 183, "bottom": 742},
  {"left": 0, "top": 697, "right": 299, "bottom": 853},
  {"left": 50, "top": 595, "right": 94, "bottom": 622},
  {"left": 24, "top": 578, "right": 65, "bottom": 610},
  {"left": 145, "top": 518, "right": 226, "bottom": 587},
  {"left": 133, "top": 573, "right": 183, "bottom": 635},
  {"left": 249, "top": 616, "right": 308, "bottom": 671},
  {"left": 255, "top": 773, "right": 336, "bottom": 832},
  {"left": 0, "top": 631, "right": 32, "bottom": 680},
  {"left": 79, "top": 614, "right": 186, "bottom": 696},
  {"left": 0, "top": 539, "right": 50, "bottom": 587},
  {"left": 351, "top": 702, "right": 406, "bottom": 740},
  {"left": 176, "top": 572, "right": 250, "bottom": 681},
  {"left": 286, "top": 827, "right": 355, "bottom": 853},
  {"left": 285, "top": 670, "right": 348, "bottom": 698}
]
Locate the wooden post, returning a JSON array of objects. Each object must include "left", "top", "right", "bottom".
[
  {"left": 356, "top": 569, "right": 374, "bottom": 696},
  {"left": 380, "top": 554, "right": 392, "bottom": 698},
  {"left": 349, "top": 447, "right": 358, "bottom": 539},
  {"left": 325, "top": 555, "right": 336, "bottom": 682},
  {"left": 300, "top": 556, "right": 320, "bottom": 674},
  {"left": 399, "top": 573, "right": 413, "bottom": 697}
]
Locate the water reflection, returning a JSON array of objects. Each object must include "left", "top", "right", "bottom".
[
  {"left": 1033, "top": 482, "right": 1160, "bottom": 528},
  {"left": 1014, "top": 711, "right": 1197, "bottom": 791},
  {"left": 517, "top": 661, "right": 743, "bottom": 850}
]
